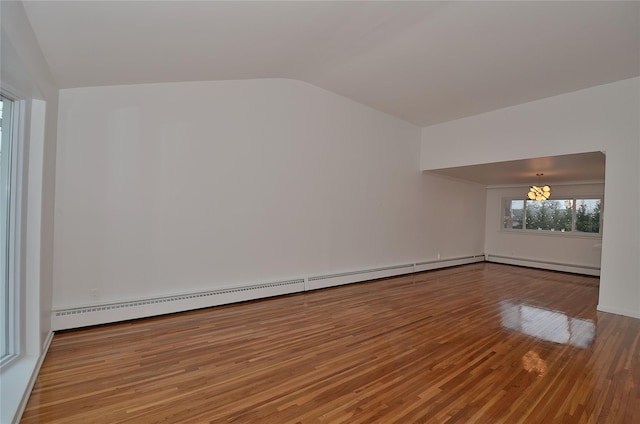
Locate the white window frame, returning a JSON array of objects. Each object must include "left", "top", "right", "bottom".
[
  {"left": 500, "top": 195, "right": 603, "bottom": 238},
  {"left": 0, "top": 86, "right": 47, "bottom": 424},
  {"left": 0, "top": 92, "right": 24, "bottom": 368}
]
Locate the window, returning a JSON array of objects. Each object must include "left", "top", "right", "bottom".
[
  {"left": 524, "top": 199, "right": 573, "bottom": 232},
  {"left": 0, "top": 95, "right": 15, "bottom": 361},
  {"left": 502, "top": 197, "right": 602, "bottom": 234},
  {"left": 575, "top": 199, "right": 601, "bottom": 233}
]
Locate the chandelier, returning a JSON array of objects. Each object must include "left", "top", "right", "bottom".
[{"left": 528, "top": 173, "right": 551, "bottom": 201}]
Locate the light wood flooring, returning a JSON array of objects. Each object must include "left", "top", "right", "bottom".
[{"left": 22, "top": 263, "right": 640, "bottom": 423}]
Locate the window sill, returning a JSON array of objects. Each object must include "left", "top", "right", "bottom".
[{"left": 499, "top": 229, "right": 602, "bottom": 239}]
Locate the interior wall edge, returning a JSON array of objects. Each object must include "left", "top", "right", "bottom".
[{"left": 596, "top": 304, "right": 640, "bottom": 320}]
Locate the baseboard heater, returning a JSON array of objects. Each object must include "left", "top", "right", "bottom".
[
  {"left": 485, "top": 254, "right": 600, "bottom": 277},
  {"left": 414, "top": 255, "right": 485, "bottom": 273},
  {"left": 52, "top": 279, "right": 305, "bottom": 330},
  {"left": 52, "top": 254, "right": 484, "bottom": 331},
  {"left": 307, "top": 263, "right": 415, "bottom": 291}
]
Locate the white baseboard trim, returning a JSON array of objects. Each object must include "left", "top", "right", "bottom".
[
  {"left": 597, "top": 304, "right": 640, "bottom": 319},
  {"left": 414, "top": 254, "right": 485, "bottom": 273},
  {"left": 485, "top": 254, "right": 600, "bottom": 276},
  {"left": 307, "top": 263, "right": 415, "bottom": 291},
  {"left": 52, "top": 256, "right": 486, "bottom": 331}
]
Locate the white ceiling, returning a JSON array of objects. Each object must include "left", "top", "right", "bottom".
[
  {"left": 22, "top": 1, "right": 640, "bottom": 127},
  {"left": 427, "top": 152, "right": 606, "bottom": 186}
]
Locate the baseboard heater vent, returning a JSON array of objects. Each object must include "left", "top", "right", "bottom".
[
  {"left": 309, "top": 263, "right": 414, "bottom": 282},
  {"left": 414, "top": 254, "right": 484, "bottom": 273},
  {"left": 52, "top": 278, "right": 305, "bottom": 330},
  {"left": 54, "top": 278, "right": 304, "bottom": 317},
  {"left": 415, "top": 255, "right": 484, "bottom": 267},
  {"left": 486, "top": 254, "right": 600, "bottom": 276},
  {"left": 307, "top": 263, "right": 416, "bottom": 291}
]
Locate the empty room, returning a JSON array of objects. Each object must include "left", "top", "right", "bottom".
[{"left": 1, "top": 1, "right": 639, "bottom": 423}]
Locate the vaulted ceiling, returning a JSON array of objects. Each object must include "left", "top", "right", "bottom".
[{"left": 22, "top": 1, "right": 640, "bottom": 127}]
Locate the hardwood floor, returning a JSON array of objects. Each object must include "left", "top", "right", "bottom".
[{"left": 22, "top": 263, "right": 639, "bottom": 423}]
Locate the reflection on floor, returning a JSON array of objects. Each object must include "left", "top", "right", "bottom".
[
  {"left": 500, "top": 300, "right": 595, "bottom": 348},
  {"left": 522, "top": 350, "right": 548, "bottom": 376}
]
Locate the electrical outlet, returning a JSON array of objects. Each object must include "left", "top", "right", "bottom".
[
  {"left": 90, "top": 288, "right": 99, "bottom": 299},
  {"left": 437, "top": 253, "right": 441, "bottom": 260}
]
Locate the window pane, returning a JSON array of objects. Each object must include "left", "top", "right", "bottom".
[
  {"left": 525, "top": 199, "right": 572, "bottom": 232},
  {"left": 503, "top": 199, "right": 523, "bottom": 229},
  {"left": 575, "top": 199, "right": 601, "bottom": 233}
]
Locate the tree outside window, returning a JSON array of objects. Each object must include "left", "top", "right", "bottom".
[{"left": 503, "top": 197, "right": 602, "bottom": 234}]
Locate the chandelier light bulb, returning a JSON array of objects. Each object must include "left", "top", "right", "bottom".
[{"left": 527, "top": 175, "right": 551, "bottom": 201}]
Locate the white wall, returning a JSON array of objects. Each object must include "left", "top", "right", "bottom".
[
  {"left": 54, "top": 79, "right": 486, "bottom": 310},
  {"left": 0, "top": 1, "right": 58, "bottom": 422},
  {"left": 485, "top": 183, "right": 604, "bottom": 274},
  {"left": 422, "top": 77, "right": 640, "bottom": 318}
]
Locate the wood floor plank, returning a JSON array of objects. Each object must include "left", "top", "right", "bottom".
[{"left": 21, "top": 263, "right": 640, "bottom": 423}]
